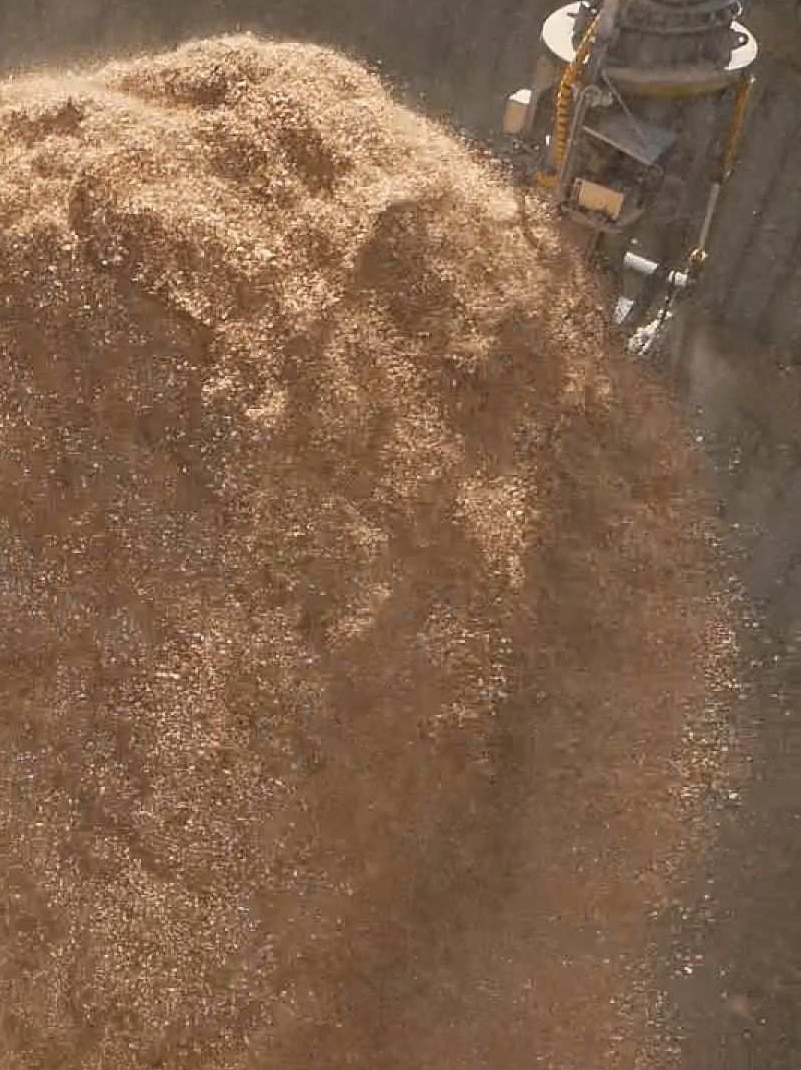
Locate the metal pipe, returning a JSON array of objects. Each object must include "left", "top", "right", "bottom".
[
  {"left": 623, "top": 251, "right": 690, "bottom": 289},
  {"left": 696, "top": 182, "right": 722, "bottom": 252},
  {"left": 595, "top": 0, "right": 622, "bottom": 41},
  {"left": 721, "top": 73, "right": 754, "bottom": 180}
]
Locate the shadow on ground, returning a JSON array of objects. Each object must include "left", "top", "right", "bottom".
[{"left": 666, "top": 318, "right": 801, "bottom": 1070}]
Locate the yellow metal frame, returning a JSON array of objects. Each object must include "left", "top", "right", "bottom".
[{"left": 538, "top": 41, "right": 754, "bottom": 200}]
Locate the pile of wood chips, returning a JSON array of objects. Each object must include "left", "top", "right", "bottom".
[{"left": 0, "top": 37, "right": 732, "bottom": 1070}]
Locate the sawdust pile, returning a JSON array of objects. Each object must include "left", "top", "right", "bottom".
[{"left": 0, "top": 37, "right": 728, "bottom": 1070}]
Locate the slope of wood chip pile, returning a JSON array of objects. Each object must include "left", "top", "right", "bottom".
[{"left": 0, "top": 37, "right": 731, "bottom": 1070}]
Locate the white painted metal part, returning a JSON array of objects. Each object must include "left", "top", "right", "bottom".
[
  {"left": 541, "top": 2, "right": 758, "bottom": 91},
  {"left": 503, "top": 89, "right": 532, "bottom": 135}
]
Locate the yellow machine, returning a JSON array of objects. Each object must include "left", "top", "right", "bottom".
[{"left": 503, "top": 0, "right": 757, "bottom": 333}]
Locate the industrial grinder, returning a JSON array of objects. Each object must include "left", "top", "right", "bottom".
[{"left": 503, "top": 0, "right": 758, "bottom": 332}]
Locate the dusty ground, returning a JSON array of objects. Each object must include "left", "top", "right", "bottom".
[
  {"left": 0, "top": 36, "right": 729, "bottom": 1070},
  {"left": 660, "top": 321, "right": 801, "bottom": 1070}
]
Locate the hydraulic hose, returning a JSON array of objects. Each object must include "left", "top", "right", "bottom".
[
  {"left": 553, "top": 15, "right": 600, "bottom": 169},
  {"left": 721, "top": 72, "right": 754, "bottom": 180},
  {"left": 687, "top": 74, "right": 754, "bottom": 278}
]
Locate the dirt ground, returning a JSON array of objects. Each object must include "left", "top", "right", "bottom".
[{"left": 659, "top": 321, "right": 801, "bottom": 1070}]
